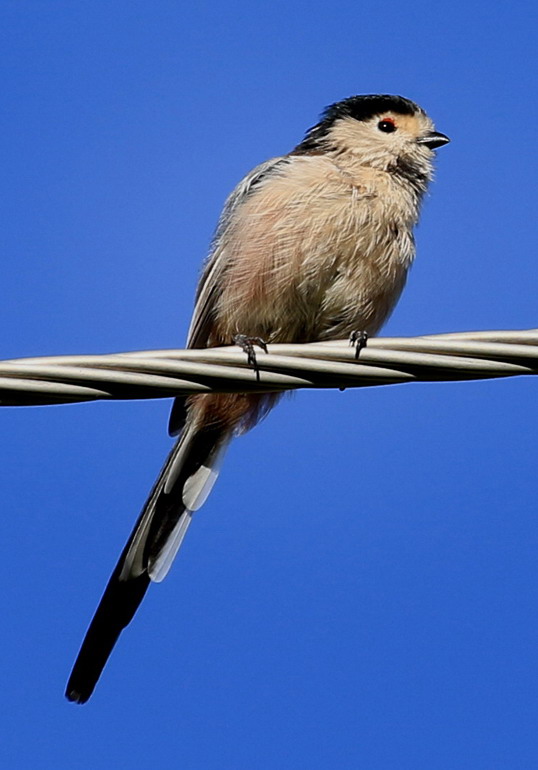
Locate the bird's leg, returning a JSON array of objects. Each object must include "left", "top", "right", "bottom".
[
  {"left": 349, "top": 330, "right": 368, "bottom": 359},
  {"left": 233, "top": 334, "right": 268, "bottom": 381}
]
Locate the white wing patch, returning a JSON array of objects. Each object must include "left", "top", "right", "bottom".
[
  {"left": 182, "top": 456, "right": 222, "bottom": 511},
  {"left": 148, "top": 510, "right": 194, "bottom": 583},
  {"left": 148, "top": 439, "right": 228, "bottom": 582},
  {"left": 120, "top": 424, "right": 230, "bottom": 584}
]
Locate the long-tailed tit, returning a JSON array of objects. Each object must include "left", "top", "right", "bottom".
[{"left": 66, "top": 94, "right": 449, "bottom": 702}]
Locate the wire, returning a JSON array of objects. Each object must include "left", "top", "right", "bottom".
[{"left": 1, "top": 329, "right": 537, "bottom": 407}]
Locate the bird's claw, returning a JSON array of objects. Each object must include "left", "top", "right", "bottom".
[
  {"left": 349, "top": 330, "right": 368, "bottom": 359},
  {"left": 233, "top": 334, "right": 268, "bottom": 380}
]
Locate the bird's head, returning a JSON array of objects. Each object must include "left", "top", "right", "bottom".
[{"left": 293, "top": 94, "right": 449, "bottom": 191}]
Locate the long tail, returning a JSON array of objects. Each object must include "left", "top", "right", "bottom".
[{"left": 65, "top": 421, "right": 229, "bottom": 704}]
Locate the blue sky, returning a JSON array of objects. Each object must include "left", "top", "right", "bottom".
[{"left": 2, "top": 1, "right": 538, "bottom": 767}]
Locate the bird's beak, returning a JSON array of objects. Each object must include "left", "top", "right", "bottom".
[{"left": 417, "top": 131, "right": 450, "bottom": 150}]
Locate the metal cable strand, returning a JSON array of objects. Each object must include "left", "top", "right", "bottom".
[{"left": 1, "top": 329, "right": 537, "bottom": 407}]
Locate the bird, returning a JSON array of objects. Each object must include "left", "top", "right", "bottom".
[{"left": 65, "top": 94, "right": 449, "bottom": 703}]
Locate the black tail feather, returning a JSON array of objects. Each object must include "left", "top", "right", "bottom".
[
  {"left": 66, "top": 423, "right": 228, "bottom": 703},
  {"left": 65, "top": 551, "right": 150, "bottom": 704}
]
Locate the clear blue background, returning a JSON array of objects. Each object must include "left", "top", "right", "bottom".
[{"left": 1, "top": 2, "right": 537, "bottom": 767}]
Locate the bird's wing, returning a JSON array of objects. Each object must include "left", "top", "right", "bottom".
[
  {"left": 168, "top": 156, "right": 289, "bottom": 436},
  {"left": 186, "top": 156, "right": 290, "bottom": 349}
]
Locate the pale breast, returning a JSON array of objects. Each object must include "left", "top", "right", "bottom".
[{"left": 213, "top": 155, "right": 418, "bottom": 343}]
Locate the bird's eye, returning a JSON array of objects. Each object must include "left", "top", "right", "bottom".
[{"left": 377, "top": 119, "right": 397, "bottom": 133}]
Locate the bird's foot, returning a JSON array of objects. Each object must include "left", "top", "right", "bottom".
[
  {"left": 349, "top": 330, "right": 368, "bottom": 359},
  {"left": 233, "top": 334, "right": 268, "bottom": 380}
]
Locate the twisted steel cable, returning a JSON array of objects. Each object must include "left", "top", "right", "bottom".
[{"left": 1, "top": 329, "right": 537, "bottom": 407}]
